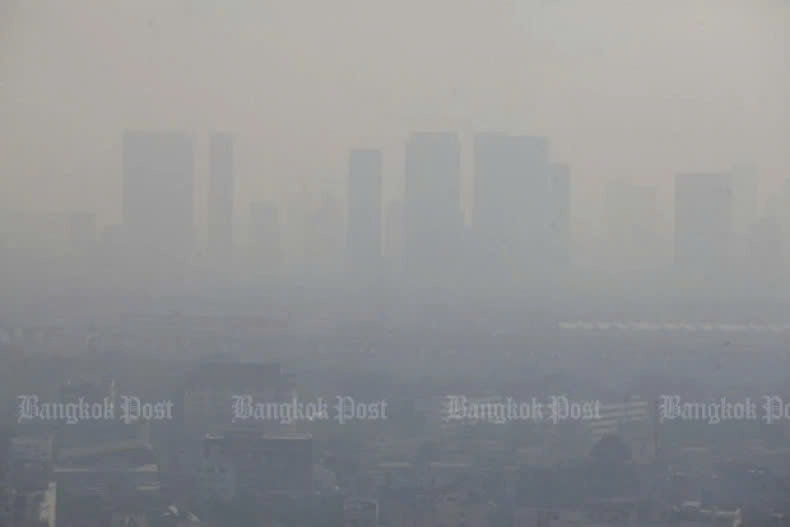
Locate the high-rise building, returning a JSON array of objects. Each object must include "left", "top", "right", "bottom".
[
  {"left": 674, "top": 173, "right": 733, "bottom": 272},
  {"left": 404, "top": 132, "right": 463, "bottom": 275},
  {"left": 347, "top": 150, "right": 382, "bottom": 273},
  {"left": 249, "top": 201, "right": 281, "bottom": 268},
  {"left": 207, "top": 133, "right": 234, "bottom": 259},
  {"left": 122, "top": 130, "right": 195, "bottom": 257}
]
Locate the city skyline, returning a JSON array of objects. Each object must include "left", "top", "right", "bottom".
[
  {"left": 1, "top": 1, "right": 787, "bottom": 241},
  {"left": 1, "top": 3, "right": 789, "bottom": 527},
  {"left": 3, "top": 127, "right": 784, "bottom": 283}
]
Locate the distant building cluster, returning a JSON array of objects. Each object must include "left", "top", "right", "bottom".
[{"left": 1, "top": 128, "right": 787, "bottom": 287}]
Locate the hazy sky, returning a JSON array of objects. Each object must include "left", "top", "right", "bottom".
[{"left": 1, "top": 0, "right": 787, "bottom": 238}]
